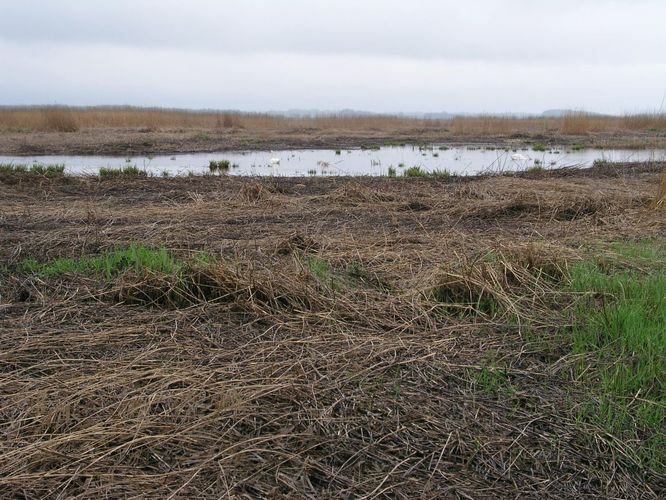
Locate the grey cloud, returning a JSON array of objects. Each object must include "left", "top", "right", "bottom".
[
  {"left": 1, "top": 0, "right": 665, "bottom": 63},
  {"left": 1, "top": 1, "right": 665, "bottom": 113}
]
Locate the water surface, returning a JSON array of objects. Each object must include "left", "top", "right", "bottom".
[{"left": 1, "top": 145, "right": 664, "bottom": 176}]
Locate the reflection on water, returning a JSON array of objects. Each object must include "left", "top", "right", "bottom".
[{"left": 1, "top": 145, "right": 664, "bottom": 177}]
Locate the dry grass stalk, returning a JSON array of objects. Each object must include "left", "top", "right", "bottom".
[{"left": 654, "top": 168, "right": 666, "bottom": 209}]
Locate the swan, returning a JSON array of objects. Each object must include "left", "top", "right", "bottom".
[{"left": 511, "top": 153, "right": 530, "bottom": 162}]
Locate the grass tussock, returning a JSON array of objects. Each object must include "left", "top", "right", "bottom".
[
  {"left": 429, "top": 243, "right": 568, "bottom": 318},
  {"left": 99, "top": 165, "right": 146, "bottom": 178},
  {"left": 0, "top": 163, "right": 65, "bottom": 176},
  {"left": 209, "top": 159, "right": 230, "bottom": 173}
]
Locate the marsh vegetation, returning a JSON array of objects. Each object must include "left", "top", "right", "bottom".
[{"left": 0, "top": 163, "right": 664, "bottom": 497}]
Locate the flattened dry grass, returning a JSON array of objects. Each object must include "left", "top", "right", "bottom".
[
  {"left": 1, "top": 168, "right": 665, "bottom": 497},
  {"left": 654, "top": 167, "right": 666, "bottom": 208}
]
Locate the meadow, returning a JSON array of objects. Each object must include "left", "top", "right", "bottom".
[{"left": 1, "top": 162, "right": 664, "bottom": 497}]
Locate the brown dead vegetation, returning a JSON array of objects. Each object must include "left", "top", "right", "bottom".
[
  {"left": 1, "top": 165, "right": 665, "bottom": 498},
  {"left": 1, "top": 106, "right": 666, "bottom": 154}
]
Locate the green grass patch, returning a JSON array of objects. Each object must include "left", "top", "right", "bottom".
[
  {"left": 306, "top": 257, "right": 332, "bottom": 282},
  {"left": 403, "top": 166, "right": 427, "bottom": 177},
  {"left": 17, "top": 245, "right": 180, "bottom": 279},
  {"left": 569, "top": 239, "right": 665, "bottom": 468},
  {"left": 209, "top": 160, "right": 230, "bottom": 173},
  {"left": 403, "top": 166, "right": 452, "bottom": 178},
  {"left": 387, "top": 166, "right": 397, "bottom": 177},
  {"left": 0, "top": 163, "right": 28, "bottom": 173},
  {"left": 430, "top": 169, "right": 451, "bottom": 178},
  {"left": 0, "top": 163, "right": 65, "bottom": 176},
  {"left": 99, "top": 165, "right": 146, "bottom": 178},
  {"left": 532, "top": 143, "right": 548, "bottom": 152}
]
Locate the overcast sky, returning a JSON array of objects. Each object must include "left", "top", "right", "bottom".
[{"left": 1, "top": 0, "right": 665, "bottom": 114}]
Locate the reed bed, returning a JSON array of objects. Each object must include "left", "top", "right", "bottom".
[
  {"left": 1, "top": 166, "right": 665, "bottom": 497},
  {"left": 1, "top": 106, "right": 666, "bottom": 136}
]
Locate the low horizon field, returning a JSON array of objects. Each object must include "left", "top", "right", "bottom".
[{"left": 1, "top": 106, "right": 666, "bottom": 156}]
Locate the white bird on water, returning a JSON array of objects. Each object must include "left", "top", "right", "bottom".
[
  {"left": 268, "top": 151, "right": 280, "bottom": 166},
  {"left": 511, "top": 153, "right": 530, "bottom": 162}
]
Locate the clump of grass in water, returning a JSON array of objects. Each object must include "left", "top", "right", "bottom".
[
  {"left": 387, "top": 166, "right": 397, "bottom": 177},
  {"left": 0, "top": 163, "right": 64, "bottom": 176},
  {"left": 532, "top": 143, "right": 548, "bottom": 152},
  {"left": 209, "top": 160, "right": 230, "bottom": 173},
  {"left": 403, "top": 166, "right": 451, "bottom": 178},
  {"left": 99, "top": 165, "right": 146, "bottom": 178},
  {"left": 17, "top": 245, "right": 179, "bottom": 279},
  {"left": 569, "top": 239, "right": 666, "bottom": 468},
  {"left": 403, "top": 166, "right": 427, "bottom": 177},
  {"left": 30, "top": 163, "right": 65, "bottom": 176}
]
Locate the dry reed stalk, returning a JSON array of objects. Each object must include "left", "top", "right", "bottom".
[
  {"left": 654, "top": 167, "right": 666, "bottom": 208},
  {"left": 1, "top": 106, "right": 665, "bottom": 137}
]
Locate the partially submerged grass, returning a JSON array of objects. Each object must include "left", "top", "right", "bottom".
[
  {"left": 403, "top": 166, "right": 452, "bottom": 178},
  {"left": 0, "top": 163, "right": 65, "bottom": 176},
  {"left": 403, "top": 166, "right": 427, "bottom": 177},
  {"left": 99, "top": 165, "right": 146, "bottom": 178},
  {"left": 209, "top": 159, "right": 230, "bottom": 173}
]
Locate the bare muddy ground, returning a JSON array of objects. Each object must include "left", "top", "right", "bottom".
[
  {"left": 1, "top": 165, "right": 664, "bottom": 497},
  {"left": 1, "top": 126, "right": 665, "bottom": 156}
]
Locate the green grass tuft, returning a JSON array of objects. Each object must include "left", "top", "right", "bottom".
[
  {"left": 209, "top": 160, "right": 231, "bottom": 172},
  {"left": 403, "top": 166, "right": 427, "bottom": 177},
  {"left": 17, "top": 245, "right": 180, "bottom": 279},
  {"left": 99, "top": 165, "right": 146, "bottom": 178},
  {"left": 1, "top": 163, "right": 64, "bottom": 175}
]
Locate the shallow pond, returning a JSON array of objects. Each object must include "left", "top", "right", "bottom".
[{"left": 1, "top": 145, "right": 664, "bottom": 177}]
